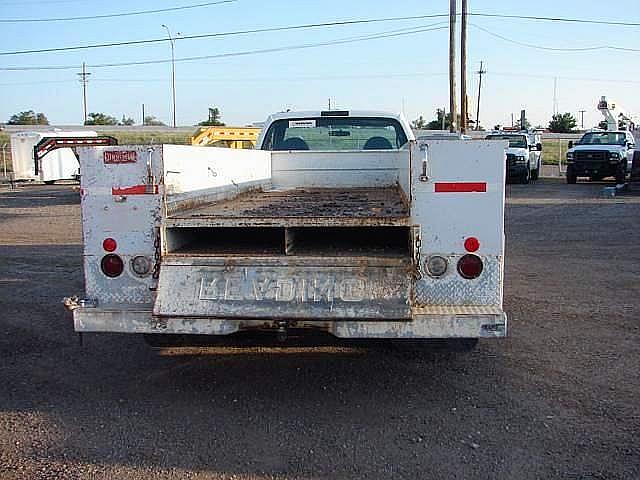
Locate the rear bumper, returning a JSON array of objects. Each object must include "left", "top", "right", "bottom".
[{"left": 72, "top": 306, "right": 507, "bottom": 339}]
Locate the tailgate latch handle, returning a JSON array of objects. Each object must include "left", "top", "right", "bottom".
[{"left": 419, "top": 159, "right": 429, "bottom": 182}]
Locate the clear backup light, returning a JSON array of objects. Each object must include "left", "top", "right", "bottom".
[
  {"left": 101, "top": 254, "right": 124, "bottom": 278},
  {"left": 457, "top": 254, "right": 483, "bottom": 280},
  {"left": 131, "top": 255, "right": 152, "bottom": 276},
  {"left": 425, "top": 255, "right": 448, "bottom": 277}
]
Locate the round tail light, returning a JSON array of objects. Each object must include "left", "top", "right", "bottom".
[
  {"left": 101, "top": 254, "right": 124, "bottom": 278},
  {"left": 425, "top": 255, "right": 448, "bottom": 277},
  {"left": 457, "top": 254, "right": 483, "bottom": 279},
  {"left": 103, "top": 238, "right": 117, "bottom": 252},
  {"left": 464, "top": 236, "right": 480, "bottom": 252},
  {"left": 131, "top": 255, "right": 152, "bottom": 276}
]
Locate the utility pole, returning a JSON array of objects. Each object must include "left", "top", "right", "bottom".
[
  {"left": 448, "top": 0, "right": 457, "bottom": 133},
  {"left": 142, "top": 104, "right": 145, "bottom": 126},
  {"left": 77, "top": 62, "right": 91, "bottom": 125},
  {"left": 460, "top": 0, "right": 468, "bottom": 133},
  {"left": 475, "top": 61, "right": 486, "bottom": 130},
  {"left": 328, "top": 98, "right": 331, "bottom": 110},
  {"left": 553, "top": 77, "right": 558, "bottom": 115},
  {"left": 162, "top": 24, "right": 178, "bottom": 128},
  {"left": 579, "top": 109, "right": 586, "bottom": 129}
]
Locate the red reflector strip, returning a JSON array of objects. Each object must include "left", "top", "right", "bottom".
[
  {"left": 435, "top": 182, "right": 487, "bottom": 193},
  {"left": 112, "top": 185, "right": 158, "bottom": 195}
]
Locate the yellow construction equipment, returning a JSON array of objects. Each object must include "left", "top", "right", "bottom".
[{"left": 191, "top": 126, "right": 261, "bottom": 149}]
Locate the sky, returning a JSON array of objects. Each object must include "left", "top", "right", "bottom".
[{"left": 0, "top": 0, "right": 638, "bottom": 129}]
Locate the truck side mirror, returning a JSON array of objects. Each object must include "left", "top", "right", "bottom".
[
  {"left": 568, "top": 141, "right": 573, "bottom": 149},
  {"left": 536, "top": 143, "right": 542, "bottom": 152}
]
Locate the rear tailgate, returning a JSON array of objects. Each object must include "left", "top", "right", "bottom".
[{"left": 153, "top": 256, "right": 411, "bottom": 320}]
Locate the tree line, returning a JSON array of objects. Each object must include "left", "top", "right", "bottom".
[
  {"left": 5, "top": 106, "right": 226, "bottom": 127},
  {"left": 411, "top": 110, "right": 584, "bottom": 133}
]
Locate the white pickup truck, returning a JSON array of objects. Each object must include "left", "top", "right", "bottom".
[
  {"left": 485, "top": 131, "right": 543, "bottom": 183},
  {"left": 66, "top": 110, "right": 507, "bottom": 350},
  {"left": 566, "top": 130, "right": 636, "bottom": 184}
]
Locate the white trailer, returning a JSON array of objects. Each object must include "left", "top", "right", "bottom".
[
  {"left": 10, "top": 130, "right": 99, "bottom": 183},
  {"left": 65, "top": 110, "right": 507, "bottom": 350}
]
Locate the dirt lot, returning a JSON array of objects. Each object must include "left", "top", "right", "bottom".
[{"left": 0, "top": 179, "right": 638, "bottom": 479}]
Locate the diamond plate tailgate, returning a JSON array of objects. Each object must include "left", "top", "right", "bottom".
[{"left": 153, "top": 257, "right": 412, "bottom": 320}]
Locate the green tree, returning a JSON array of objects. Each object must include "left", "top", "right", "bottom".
[
  {"left": 8, "top": 110, "right": 49, "bottom": 125},
  {"left": 424, "top": 109, "right": 461, "bottom": 130},
  {"left": 411, "top": 115, "right": 428, "bottom": 129},
  {"left": 548, "top": 113, "right": 577, "bottom": 133},
  {"left": 85, "top": 112, "right": 118, "bottom": 126},
  {"left": 515, "top": 117, "right": 531, "bottom": 130},
  {"left": 120, "top": 115, "right": 135, "bottom": 126},
  {"left": 199, "top": 107, "right": 225, "bottom": 126},
  {"left": 143, "top": 115, "right": 166, "bottom": 126}
]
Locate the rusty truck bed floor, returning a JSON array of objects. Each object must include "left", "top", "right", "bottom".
[{"left": 166, "top": 186, "right": 410, "bottom": 227}]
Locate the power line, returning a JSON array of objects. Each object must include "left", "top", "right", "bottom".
[
  {"left": 3, "top": 70, "right": 640, "bottom": 87},
  {"left": 2, "top": 11, "right": 638, "bottom": 56},
  {"left": 468, "top": 12, "right": 640, "bottom": 27},
  {"left": 471, "top": 23, "right": 640, "bottom": 52},
  {"left": 0, "top": 0, "right": 236, "bottom": 23},
  {"left": 0, "top": 24, "right": 448, "bottom": 71},
  {"left": 0, "top": 14, "right": 450, "bottom": 56}
]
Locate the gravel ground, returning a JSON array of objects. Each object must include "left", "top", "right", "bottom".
[{"left": 0, "top": 179, "right": 638, "bottom": 480}]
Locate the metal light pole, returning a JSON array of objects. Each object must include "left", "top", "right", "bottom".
[{"left": 162, "top": 24, "right": 178, "bottom": 128}]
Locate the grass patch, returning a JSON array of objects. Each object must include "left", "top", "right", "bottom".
[
  {"left": 542, "top": 139, "right": 570, "bottom": 165},
  {"left": 103, "top": 131, "right": 192, "bottom": 145}
]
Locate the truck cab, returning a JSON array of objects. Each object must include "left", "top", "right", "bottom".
[
  {"left": 566, "top": 130, "right": 636, "bottom": 184},
  {"left": 485, "top": 131, "right": 542, "bottom": 183},
  {"left": 67, "top": 109, "right": 507, "bottom": 350}
]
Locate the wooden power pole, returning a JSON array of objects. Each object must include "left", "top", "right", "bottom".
[
  {"left": 475, "top": 61, "right": 486, "bottom": 130},
  {"left": 449, "top": 0, "right": 457, "bottom": 133},
  {"left": 460, "top": 0, "right": 468, "bottom": 133}
]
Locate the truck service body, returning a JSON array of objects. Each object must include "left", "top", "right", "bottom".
[{"left": 66, "top": 110, "right": 507, "bottom": 344}]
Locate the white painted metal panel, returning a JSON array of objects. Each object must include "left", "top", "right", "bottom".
[
  {"left": 79, "top": 146, "right": 163, "bottom": 307},
  {"left": 163, "top": 145, "right": 271, "bottom": 196},
  {"left": 411, "top": 140, "right": 506, "bottom": 255},
  {"left": 271, "top": 150, "right": 410, "bottom": 193}
]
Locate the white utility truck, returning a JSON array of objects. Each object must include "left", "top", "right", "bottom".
[
  {"left": 485, "top": 130, "right": 543, "bottom": 183},
  {"left": 10, "top": 130, "right": 118, "bottom": 184},
  {"left": 65, "top": 110, "right": 507, "bottom": 350},
  {"left": 566, "top": 130, "right": 636, "bottom": 184}
]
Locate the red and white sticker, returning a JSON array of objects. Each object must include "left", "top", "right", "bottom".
[
  {"left": 104, "top": 150, "right": 137, "bottom": 164},
  {"left": 112, "top": 184, "right": 158, "bottom": 195}
]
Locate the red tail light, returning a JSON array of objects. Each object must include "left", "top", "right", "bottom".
[
  {"left": 457, "top": 254, "right": 483, "bottom": 279},
  {"left": 101, "top": 254, "right": 124, "bottom": 278},
  {"left": 103, "top": 238, "right": 117, "bottom": 252},
  {"left": 464, "top": 236, "right": 480, "bottom": 252}
]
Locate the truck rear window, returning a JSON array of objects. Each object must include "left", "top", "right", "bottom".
[{"left": 261, "top": 117, "right": 408, "bottom": 151}]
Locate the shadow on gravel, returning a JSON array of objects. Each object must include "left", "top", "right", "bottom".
[{"left": 0, "top": 184, "right": 80, "bottom": 208}]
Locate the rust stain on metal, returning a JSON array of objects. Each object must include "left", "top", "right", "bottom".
[{"left": 170, "top": 187, "right": 409, "bottom": 222}]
